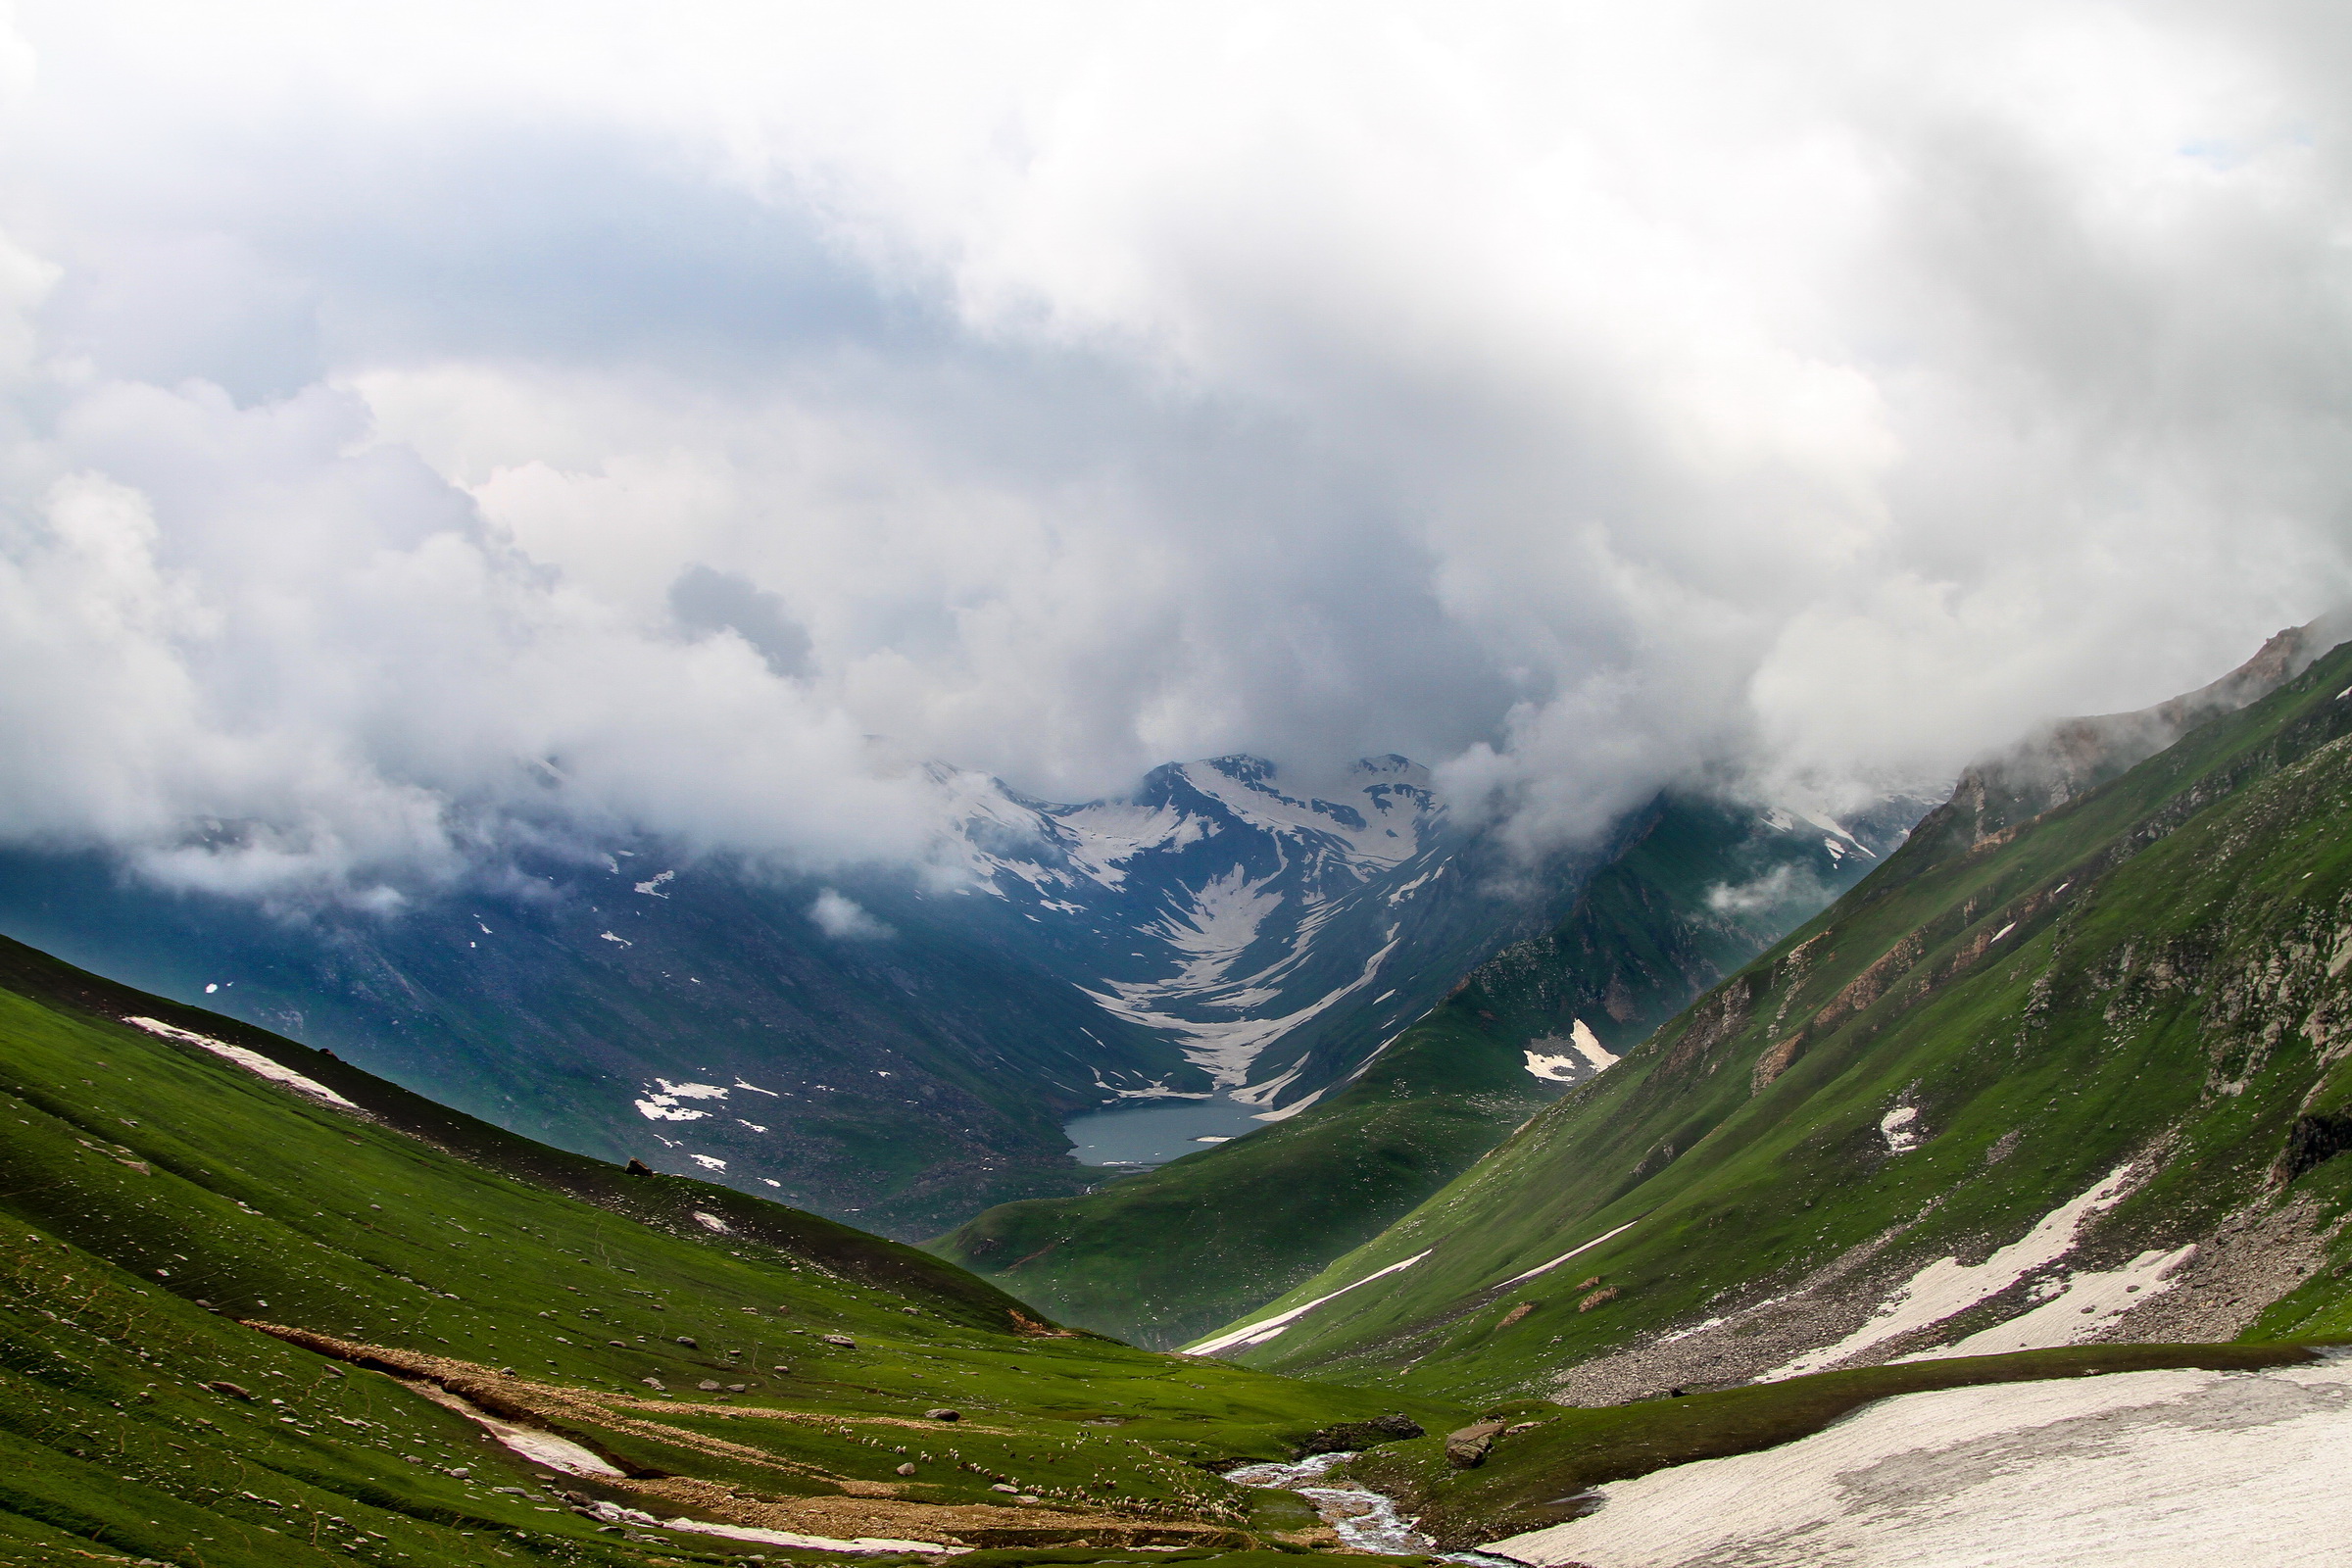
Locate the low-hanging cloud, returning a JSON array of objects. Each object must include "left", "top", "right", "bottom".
[
  {"left": 0, "top": 0, "right": 2347, "bottom": 902},
  {"left": 809, "top": 889, "right": 894, "bottom": 943}
]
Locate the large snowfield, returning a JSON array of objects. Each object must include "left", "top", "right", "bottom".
[{"left": 1491, "top": 1357, "right": 2352, "bottom": 1567}]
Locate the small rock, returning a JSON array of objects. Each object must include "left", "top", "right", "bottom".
[
  {"left": 901, "top": 1306, "right": 918, "bottom": 1315},
  {"left": 642, "top": 1378, "right": 665, "bottom": 1391},
  {"left": 896, "top": 1463, "right": 918, "bottom": 1477},
  {"left": 727, "top": 1383, "right": 747, "bottom": 1393},
  {"left": 1016, "top": 1495, "right": 1039, "bottom": 1504},
  {"left": 676, "top": 1336, "right": 699, "bottom": 1348},
  {"left": 771, "top": 1364, "right": 792, "bottom": 1375},
  {"left": 698, "top": 1381, "right": 723, "bottom": 1392},
  {"left": 608, "top": 1340, "right": 626, "bottom": 1348},
  {"left": 822, "top": 1335, "right": 856, "bottom": 1348},
  {"left": 625, "top": 1159, "right": 655, "bottom": 1176},
  {"left": 201, "top": 1381, "right": 254, "bottom": 1400},
  {"left": 925, "top": 1407, "right": 960, "bottom": 1422},
  {"left": 991, "top": 1484, "right": 1017, "bottom": 1494},
  {"left": 1446, "top": 1420, "right": 1507, "bottom": 1469},
  {"left": 448, "top": 1468, "right": 469, "bottom": 1479}
]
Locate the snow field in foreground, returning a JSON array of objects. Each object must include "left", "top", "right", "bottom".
[{"left": 1490, "top": 1358, "right": 2352, "bottom": 1568}]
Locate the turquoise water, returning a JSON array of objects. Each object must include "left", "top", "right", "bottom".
[{"left": 1063, "top": 1096, "right": 1267, "bottom": 1165}]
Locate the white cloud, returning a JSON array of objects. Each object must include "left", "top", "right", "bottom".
[
  {"left": 1706, "top": 864, "right": 1834, "bottom": 920},
  {"left": 0, "top": 1, "right": 2346, "bottom": 899},
  {"left": 809, "top": 889, "right": 893, "bottom": 942}
]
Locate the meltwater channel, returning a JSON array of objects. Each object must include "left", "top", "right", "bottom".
[{"left": 1225, "top": 1452, "right": 1522, "bottom": 1563}]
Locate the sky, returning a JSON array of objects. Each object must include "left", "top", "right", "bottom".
[{"left": 0, "top": 0, "right": 2347, "bottom": 901}]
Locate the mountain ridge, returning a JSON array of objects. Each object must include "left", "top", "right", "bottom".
[
  {"left": 1184, "top": 622, "right": 2352, "bottom": 1409},
  {"left": 932, "top": 789, "right": 1929, "bottom": 1348},
  {"left": 0, "top": 752, "right": 1570, "bottom": 1236}
]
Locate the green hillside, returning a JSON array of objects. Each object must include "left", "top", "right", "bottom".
[
  {"left": 0, "top": 935, "right": 1459, "bottom": 1566},
  {"left": 935, "top": 798, "right": 1901, "bottom": 1348},
  {"left": 1192, "top": 637, "right": 2352, "bottom": 1404}
]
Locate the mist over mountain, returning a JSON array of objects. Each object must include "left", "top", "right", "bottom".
[
  {"left": 0, "top": 752, "right": 1601, "bottom": 1234},
  {"left": 2, "top": 2, "right": 2349, "bottom": 917},
  {"left": 11, "top": 9, "right": 2352, "bottom": 1560}
]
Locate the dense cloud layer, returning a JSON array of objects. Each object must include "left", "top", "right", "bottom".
[{"left": 0, "top": 1, "right": 2347, "bottom": 898}]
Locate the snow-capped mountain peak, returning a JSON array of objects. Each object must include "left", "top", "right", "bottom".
[{"left": 937, "top": 756, "right": 1461, "bottom": 1102}]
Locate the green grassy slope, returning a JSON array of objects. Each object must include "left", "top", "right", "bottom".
[
  {"left": 1195, "top": 639, "right": 2352, "bottom": 1402},
  {"left": 928, "top": 1010, "right": 1548, "bottom": 1353},
  {"left": 0, "top": 937, "right": 1461, "bottom": 1566},
  {"left": 933, "top": 800, "right": 1894, "bottom": 1349}
]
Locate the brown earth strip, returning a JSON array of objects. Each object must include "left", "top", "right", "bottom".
[
  {"left": 618, "top": 1476, "right": 1247, "bottom": 1548},
  {"left": 244, "top": 1323, "right": 1252, "bottom": 1547}
]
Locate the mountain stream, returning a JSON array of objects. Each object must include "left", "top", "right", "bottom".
[{"left": 1225, "top": 1451, "right": 1519, "bottom": 1564}]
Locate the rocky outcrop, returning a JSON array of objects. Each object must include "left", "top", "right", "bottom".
[
  {"left": 1296, "top": 1413, "right": 1426, "bottom": 1456},
  {"left": 2275, "top": 1111, "right": 2352, "bottom": 1185},
  {"left": 1912, "top": 615, "right": 2347, "bottom": 858}
]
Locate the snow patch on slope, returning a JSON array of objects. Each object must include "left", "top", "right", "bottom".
[
  {"left": 1052, "top": 800, "right": 1213, "bottom": 888},
  {"left": 1524, "top": 1019, "right": 1619, "bottom": 1082},
  {"left": 1764, "top": 1163, "right": 2140, "bottom": 1380},
  {"left": 1084, "top": 928, "right": 1401, "bottom": 1087},
  {"left": 636, "top": 1079, "right": 728, "bottom": 1122},
  {"left": 410, "top": 1384, "right": 623, "bottom": 1480},
  {"left": 1148, "top": 865, "right": 1286, "bottom": 994},
  {"left": 1917, "top": 1245, "right": 2198, "bottom": 1360},
  {"left": 1501, "top": 1220, "right": 1642, "bottom": 1289},
  {"left": 122, "top": 1017, "right": 358, "bottom": 1108},
  {"left": 1175, "top": 757, "right": 1430, "bottom": 871},
  {"left": 1183, "top": 1249, "right": 1434, "bottom": 1356},
  {"left": 1522, "top": 1050, "right": 1581, "bottom": 1083}
]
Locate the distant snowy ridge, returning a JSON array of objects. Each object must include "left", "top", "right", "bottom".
[{"left": 936, "top": 755, "right": 1455, "bottom": 1101}]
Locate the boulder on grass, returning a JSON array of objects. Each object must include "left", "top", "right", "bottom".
[{"left": 1446, "top": 1420, "right": 1507, "bottom": 1469}]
